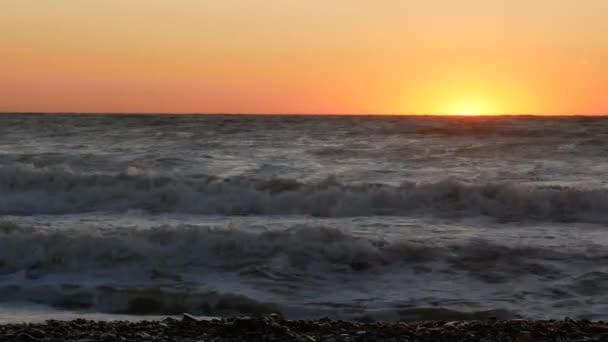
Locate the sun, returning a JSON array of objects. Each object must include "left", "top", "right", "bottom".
[
  {"left": 445, "top": 97, "right": 493, "bottom": 116},
  {"left": 455, "top": 107, "right": 482, "bottom": 116}
]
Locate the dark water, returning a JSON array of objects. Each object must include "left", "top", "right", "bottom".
[{"left": 0, "top": 114, "right": 606, "bottom": 321}]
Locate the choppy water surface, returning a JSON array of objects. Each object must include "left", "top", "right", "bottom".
[{"left": 0, "top": 114, "right": 607, "bottom": 321}]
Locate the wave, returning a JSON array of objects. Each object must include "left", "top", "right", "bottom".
[
  {"left": 2, "top": 164, "right": 608, "bottom": 222},
  {"left": 0, "top": 283, "right": 521, "bottom": 320},
  {"left": 0, "top": 222, "right": 604, "bottom": 319},
  {"left": 0, "top": 285, "right": 283, "bottom": 317},
  {"left": 0, "top": 222, "right": 601, "bottom": 278}
]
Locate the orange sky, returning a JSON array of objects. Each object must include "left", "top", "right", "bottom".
[{"left": 1, "top": 1, "right": 607, "bottom": 115}]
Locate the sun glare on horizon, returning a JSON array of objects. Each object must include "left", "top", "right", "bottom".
[
  {"left": 443, "top": 97, "right": 496, "bottom": 116},
  {"left": 453, "top": 108, "right": 483, "bottom": 116}
]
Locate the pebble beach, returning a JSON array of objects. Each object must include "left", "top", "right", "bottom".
[{"left": 2, "top": 315, "right": 608, "bottom": 342}]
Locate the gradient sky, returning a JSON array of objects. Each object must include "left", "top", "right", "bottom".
[{"left": 1, "top": 1, "right": 607, "bottom": 115}]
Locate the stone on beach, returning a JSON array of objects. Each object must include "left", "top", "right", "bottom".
[{"left": 0, "top": 316, "right": 608, "bottom": 341}]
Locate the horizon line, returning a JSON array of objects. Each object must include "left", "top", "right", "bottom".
[{"left": 1, "top": 112, "right": 607, "bottom": 117}]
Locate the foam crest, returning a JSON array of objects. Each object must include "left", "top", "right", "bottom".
[
  {"left": 0, "top": 222, "right": 601, "bottom": 277},
  {"left": 2, "top": 163, "right": 608, "bottom": 222},
  {"left": 0, "top": 221, "right": 605, "bottom": 320}
]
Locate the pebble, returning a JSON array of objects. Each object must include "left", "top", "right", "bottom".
[
  {"left": 182, "top": 313, "right": 199, "bottom": 323},
  {"left": 0, "top": 316, "right": 607, "bottom": 342},
  {"left": 16, "top": 333, "right": 38, "bottom": 342}
]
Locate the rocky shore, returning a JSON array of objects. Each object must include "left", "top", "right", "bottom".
[{"left": 1, "top": 314, "right": 607, "bottom": 342}]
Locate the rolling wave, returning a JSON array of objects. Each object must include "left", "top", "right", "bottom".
[
  {"left": 0, "top": 221, "right": 602, "bottom": 277},
  {"left": 0, "top": 221, "right": 605, "bottom": 319},
  {"left": 1, "top": 164, "right": 608, "bottom": 222}
]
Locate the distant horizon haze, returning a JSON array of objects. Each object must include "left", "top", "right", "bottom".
[{"left": 1, "top": 112, "right": 607, "bottom": 117}]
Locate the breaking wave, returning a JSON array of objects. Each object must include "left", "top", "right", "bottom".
[
  {"left": 0, "top": 221, "right": 604, "bottom": 319},
  {"left": 0, "top": 221, "right": 602, "bottom": 277},
  {"left": 2, "top": 164, "right": 608, "bottom": 222}
]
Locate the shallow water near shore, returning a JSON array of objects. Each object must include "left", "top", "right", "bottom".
[{"left": 1, "top": 114, "right": 607, "bottom": 321}]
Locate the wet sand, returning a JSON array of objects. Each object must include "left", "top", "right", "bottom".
[{"left": 1, "top": 315, "right": 608, "bottom": 341}]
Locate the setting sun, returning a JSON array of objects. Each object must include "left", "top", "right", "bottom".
[
  {"left": 446, "top": 98, "right": 492, "bottom": 116},
  {"left": 456, "top": 109, "right": 482, "bottom": 116}
]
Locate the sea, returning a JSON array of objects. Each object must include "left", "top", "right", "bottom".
[{"left": 0, "top": 114, "right": 607, "bottom": 322}]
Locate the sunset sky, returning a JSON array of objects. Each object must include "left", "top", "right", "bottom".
[{"left": 1, "top": 1, "right": 607, "bottom": 115}]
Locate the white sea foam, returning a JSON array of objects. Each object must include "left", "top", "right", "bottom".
[
  {"left": 0, "top": 221, "right": 605, "bottom": 319},
  {"left": 1, "top": 163, "right": 607, "bottom": 222}
]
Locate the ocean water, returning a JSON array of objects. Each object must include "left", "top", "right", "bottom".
[{"left": 0, "top": 114, "right": 607, "bottom": 322}]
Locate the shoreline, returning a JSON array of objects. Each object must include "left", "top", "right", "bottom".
[{"left": 1, "top": 315, "right": 607, "bottom": 341}]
